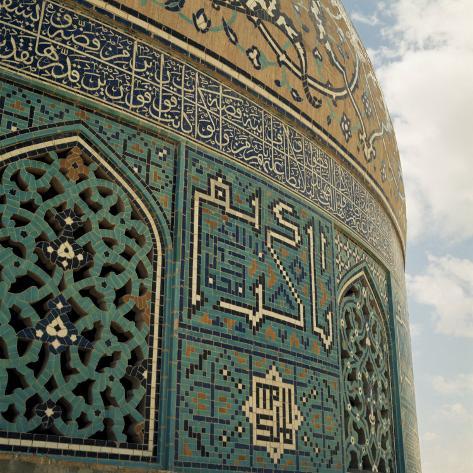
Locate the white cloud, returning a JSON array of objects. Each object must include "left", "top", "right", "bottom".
[
  {"left": 438, "top": 402, "right": 471, "bottom": 420},
  {"left": 384, "top": 0, "right": 473, "bottom": 51},
  {"left": 407, "top": 254, "right": 473, "bottom": 337},
  {"left": 351, "top": 10, "right": 380, "bottom": 25},
  {"left": 420, "top": 401, "right": 473, "bottom": 473},
  {"left": 375, "top": 0, "right": 473, "bottom": 241},
  {"left": 433, "top": 373, "right": 473, "bottom": 395}
]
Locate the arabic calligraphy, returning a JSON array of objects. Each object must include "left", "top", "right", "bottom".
[{"left": 0, "top": 0, "right": 396, "bottom": 267}]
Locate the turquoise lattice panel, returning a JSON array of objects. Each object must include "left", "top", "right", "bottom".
[
  {"left": 175, "top": 335, "right": 343, "bottom": 472},
  {"left": 334, "top": 227, "right": 419, "bottom": 472},
  {"left": 0, "top": 135, "right": 167, "bottom": 461},
  {"left": 339, "top": 273, "right": 396, "bottom": 472}
]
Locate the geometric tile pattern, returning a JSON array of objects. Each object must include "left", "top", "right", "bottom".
[
  {"left": 175, "top": 336, "right": 343, "bottom": 471},
  {"left": 243, "top": 365, "right": 304, "bottom": 464},
  {"left": 0, "top": 0, "right": 397, "bottom": 267},
  {"left": 172, "top": 147, "right": 344, "bottom": 470},
  {"left": 0, "top": 2, "right": 421, "bottom": 470},
  {"left": 181, "top": 148, "right": 338, "bottom": 363},
  {"left": 0, "top": 76, "right": 420, "bottom": 473}
]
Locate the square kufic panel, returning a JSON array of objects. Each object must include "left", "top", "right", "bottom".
[
  {"left": 174, "top": 146, "right": 344, "bottom": 471},
  {"left": 174, "top": 335, "right": 343, "bottom": 472},
  {"left": 179, "top": 147, "right": 339, "bottom": 364}
]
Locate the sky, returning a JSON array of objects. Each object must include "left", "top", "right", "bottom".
[{"left": 343, "top": 1, "right": 473, "bottom": 471}]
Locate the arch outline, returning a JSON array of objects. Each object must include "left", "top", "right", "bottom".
[{"left": 0, "top": 123, "right": 172, "bottom": 461}]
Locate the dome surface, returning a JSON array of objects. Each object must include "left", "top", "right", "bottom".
[{"left": 87, "top": 0, "right": 406, "bottom": 245}]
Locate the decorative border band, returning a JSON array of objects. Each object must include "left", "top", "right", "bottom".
[
  {"left": 78, "top": 0, "right": 406, "bottom": 246},
  {"left": 0, "top": 0, "right": 395, "bottom": 266}
]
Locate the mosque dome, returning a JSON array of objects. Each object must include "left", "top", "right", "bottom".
[
  {"left": 107, "top": 0, "right": 407, "bottom": 246},
  {"left": 0, "top": 1, "right": 420, "bottom": 472}
]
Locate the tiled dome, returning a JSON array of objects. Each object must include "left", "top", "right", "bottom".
[{"left": 95, "top": 0, "right": 406, "bottom": 246}]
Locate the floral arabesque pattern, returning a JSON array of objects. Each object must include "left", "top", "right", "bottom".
[
  {"left": 0, "top": 144, "right": 155, "bottom": 445},
  {"left": 340, "top": 275, "right": 396, "bottom": 472}
]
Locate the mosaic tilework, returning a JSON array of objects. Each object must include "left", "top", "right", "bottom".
[
  {"left": 0, "top": 83, "right": 176, "bottom": 231},
  {"left": 243, "top": 365, "right": 304, "bottom": 463},
  {"left": 0, "top": 137, "right": 165, "bottom": 459},
  {"left": 393, "top": 283, "right": 423, "bottom": 473},
  {"left": 0, "top": 2, "right": 422, "bottom": 469},
  {"left": 175, "top": 336, "right": 343, "bottom": 472},
  {"left": 339, "top": 272, "right": 396, "bottom": 472},
  {"left": 0, "top": 0, "right": 400, "bottom": 268},
  {"left": 333, "top": 230, "right": 404, "bottom": 472},
  {"left": 181, "top": 148, "right": 337, "bottom": 363},
  {"left": 0, "top": 83, "right": 177, "bottom": 465},
  {"left": 334, "top": 229, "right": 389, "bottom": 311},
  {"left": 79, "top": 0, "right": 406, "bottom": 238},
  {"left": 173, "top": 146, "right": 343, "bottom": 470}
]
